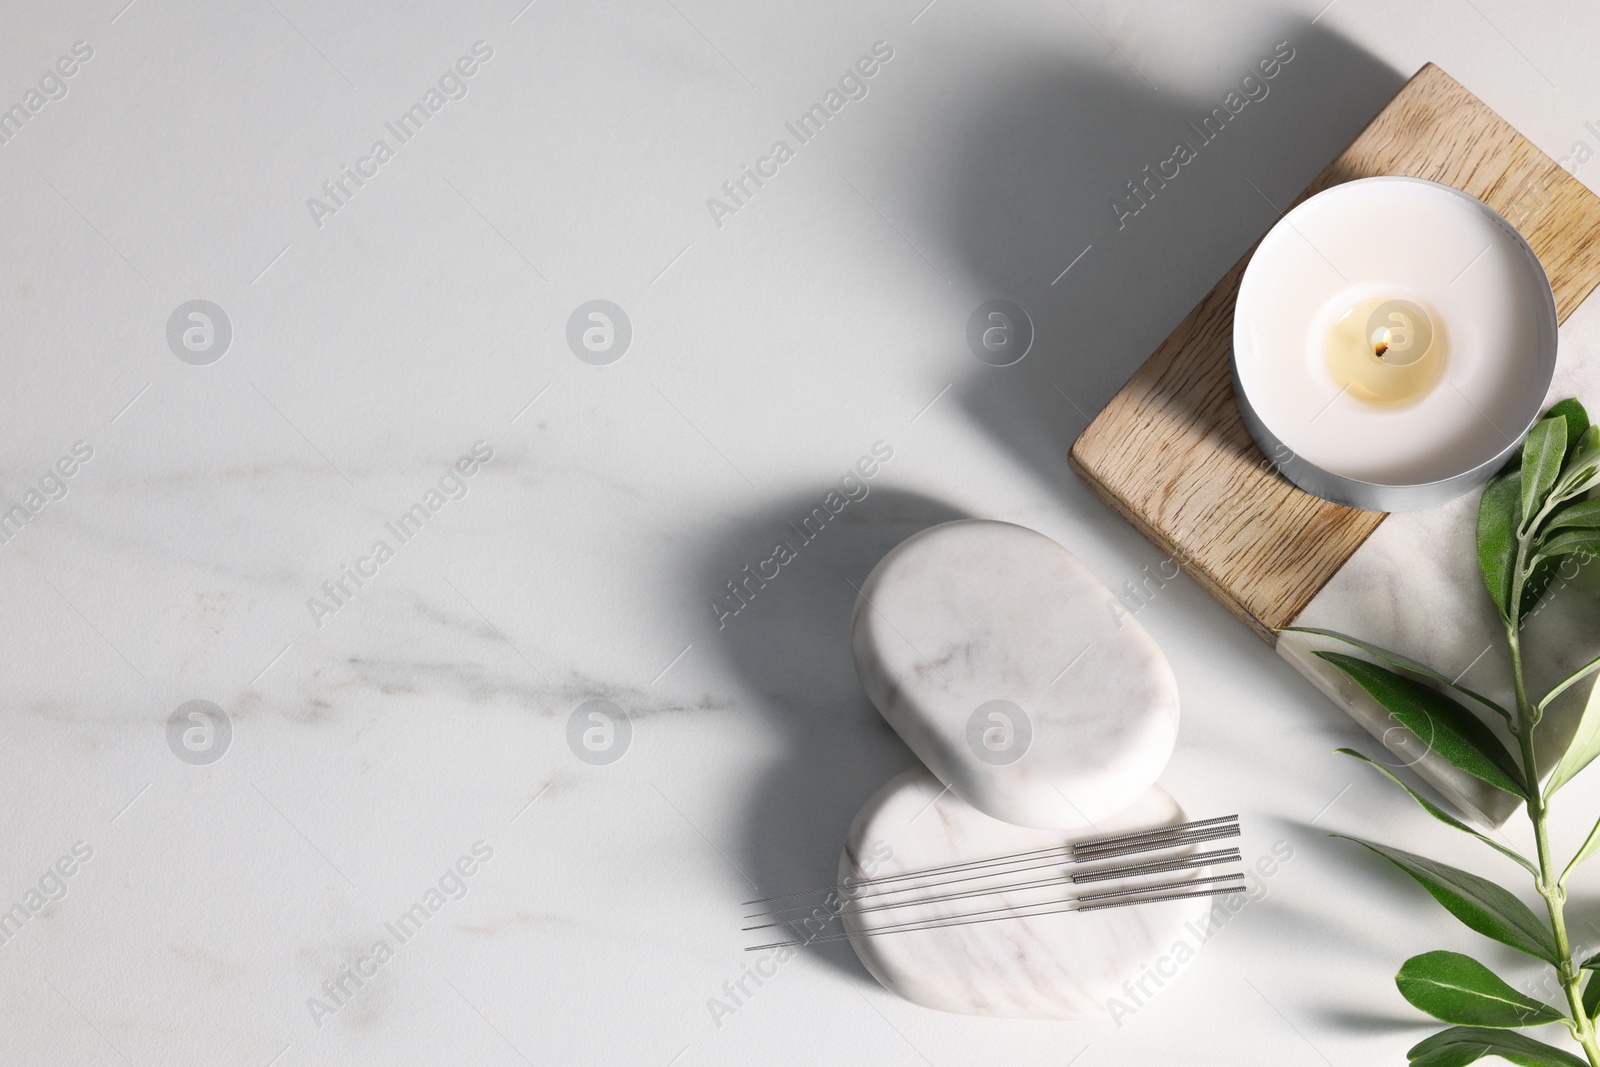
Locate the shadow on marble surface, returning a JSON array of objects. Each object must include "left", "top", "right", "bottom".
[
  {"left": 931, "top": 17, "right": 1406, "bottom": 508},
  {"left": 1279, "top": 815, "right": 1557, "bottom": 1002},
  {"left": 689, "top": 18, "right": 1410, "bottom": 985},
  {"left": 695, "top": 488, "right": 969, "bottom": 978},
  {"left": 1561, "top": 892, "right": 1600, "bottom": 954},
  {"left": 1313, "top": 1009, "right": 1432, "bottom": 1037},
  {"left": 1209, "top": 816, "right": 1409, "bottom": 963},
  {"left": 1242, "top": 885, "right": 1403, "bottom": 969}
]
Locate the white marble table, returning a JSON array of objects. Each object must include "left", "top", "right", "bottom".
[{"left": 5, "top": 1, "right": 1600, "bottom": 1064}]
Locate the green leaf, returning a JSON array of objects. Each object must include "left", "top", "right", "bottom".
[
  {"left": 1545, "top": 398, "right": 1591, "bottom": 457},
  {"left": 1337, "top": 836, "right": 1557, "bottom": 961},
  {"left": 1317, "top": 652, "right": 1527, "bottom": 798},
  {"left": 1481, "top": 401, "right": 1596, "bottom": 621},
  {"left": 1562, "top": 812, "right": 1600, "bottom": 886},
  {"left": 1546, "top": 499, "right": 1600, "bottom": 534},
  {"left": 1584, "top": 971, "right": 1600, "bottom": 1023},
  {"left": 1480, "top": 467, "right": 1525, "bottom": 620},
  {"left": 1555, "top": 463, "right": 1600, "bottom": 506},
  {"left": 1408, "top": 1026, "right": 1588, "bottom": 1067},
  {"left": 1574, "top": 424, "right": 1600, "bottom": 465},
  {"left": 1285, "top": 627, "right": 1512, "bottom": 721},
  {"left": 1535, "top": 529, "right": 1600, "bottom": 564},
  {"left": 1546, "top": 672, "right": 1600, "bottom": 797},
  {"left": 1522, "top": 415, "right": 1570, "bottom": 528},
  {"left": 1553, "top": 427, "right": 1600, "bottom": 502},
  {"left": 1541, "top": 655, "right": 1600, "bottom": 713},
  {"left": 1396, "top": 951, "right": 1565, "bottom": 1028},
  {"left": 1337, "top": 749, "right": 1535, "bottom": 873}
]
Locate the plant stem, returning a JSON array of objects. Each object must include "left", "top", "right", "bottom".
[
  {"left": 1509, "top": 539, "right": 1600, "bottom": 1065},
  {"left": 1522, "top": 716, "right": 1597, "bottom": 1062},
  {"left": 1534, "top": 804, "right": 1597, "bottom": 1063}
]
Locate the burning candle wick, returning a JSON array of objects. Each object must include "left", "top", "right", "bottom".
[{"left": 1323, "top": 296, "right": 1445, "bottom": 405}]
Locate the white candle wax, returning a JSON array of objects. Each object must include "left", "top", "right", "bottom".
[{"left": 1234, "top": 177, "right": 1557, "bottom": 509}]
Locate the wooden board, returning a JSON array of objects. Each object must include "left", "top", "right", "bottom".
[{"left": 1069, "top": 63, "right": 1600, "bottom": 644}]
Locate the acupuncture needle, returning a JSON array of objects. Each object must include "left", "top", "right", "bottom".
[
  {"left": 1072, "top": 846, "right": 1241, "bottom": 884},
  {"left": 742, "top": 840, "right": 1242, "bottom": 923},
  {"left": 741, "top": 868, "right": 1248, "bottom": 933},
  {"left": 741, "top": 825, "right": 1241, "bottom": 919},
  {"left": 744, "top": 874, "right": 1247, "bottom": 938},
  {"left": 741, "top": 814, "right": 1247, "bottom": 949},
  {"left": 740, "top": 814, "right": 1238, "bottom": 907},
  {"left": 1067, "top": 814, "right": 1241, "bottom": 855},
  {"left": 740, "top": 814, "right": 1240, "bottom": 911},
  {"left": 745, "top": 883, "right": 1249, "bottom": 951},
  {"left": 1072, "top": 818, "right": 1242, "bottom": 858},
  {"left": 746, "top": 847, "right": 1242, "bottom": 927}
]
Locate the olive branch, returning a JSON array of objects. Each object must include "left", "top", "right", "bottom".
[{"left": 1285, "top": 396, "right": 1600, "bottom": 1066}]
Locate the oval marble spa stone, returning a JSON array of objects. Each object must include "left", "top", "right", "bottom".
[
  {"left": 851, "top": 520, "right": 1179, "bottom": 829},
  {"left": 839, "top": 767, "right": 1215, "bottom": 1020}
]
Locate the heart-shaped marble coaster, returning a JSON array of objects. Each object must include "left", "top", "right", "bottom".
[
  {"left": 838, "top": 767, "right": 1215, "bottom": 1020},
  {"left": 851, "top": 520, "right": 1179, "bottom": 829}
]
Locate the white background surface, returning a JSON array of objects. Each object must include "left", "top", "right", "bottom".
[{"left": 3, "top": 0, "right": 1600, "bottom": 1064}]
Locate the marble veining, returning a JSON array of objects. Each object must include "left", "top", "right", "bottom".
[{"left": 3, "top": 3, "right": 1589, "bottom": 1061}]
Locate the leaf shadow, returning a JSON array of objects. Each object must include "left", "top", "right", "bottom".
[{"left": 1314, "top": 1008, "right": 1432, "bottom": 1036}]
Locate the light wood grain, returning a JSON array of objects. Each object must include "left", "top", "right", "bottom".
[{"left": 1069, "top": 64, "right": 1600, "bottom": 643}]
